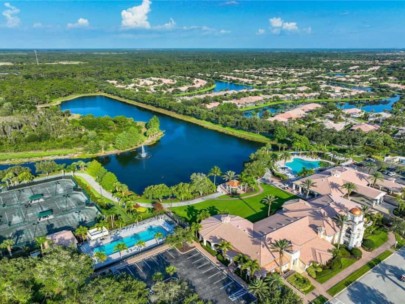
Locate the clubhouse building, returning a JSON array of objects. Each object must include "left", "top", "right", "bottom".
[
  {"left": 292, "top": 166, "right": 403, "bottom": 206},
  {"left": 199, "top": 195, "right": 365, "bottom": 275}
]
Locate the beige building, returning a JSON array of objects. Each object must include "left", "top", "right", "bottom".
[
  {"left": 199, "top": 195, "right": 365, "bottom": 275},
  {"left": 292, "top": 166, "right": 388, "bottom": 206}
]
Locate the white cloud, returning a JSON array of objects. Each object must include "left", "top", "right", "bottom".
[
  {"left": 120, "top": 0, "right": 229, "bottom": 36},
  {"left": 2, "top": 2, "right": 20, "bottom": 28},
  {"left": 121, "top": 0, "right": 151, "bottom": 29},
  {"left": 67, "top": 18, "right": 90, "bottom": 29},
  {"left": 256, "top": 28, "right": 265, "bottom": 35},
  {"left": 154, "top": 18, "right": 176, "bottom": 30},
  {"left": 269, "top": 17, "right": 283, "bottom": 28},
  {"left": 282, "top": 22, "right": 298, "bottom": 31},
  {"left": 269, "top": 17, "right": 306, "bottom": 34}
]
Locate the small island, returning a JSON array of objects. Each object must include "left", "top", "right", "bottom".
[{"left": 0, "top": 109, "right": 163, "bottom": 164}]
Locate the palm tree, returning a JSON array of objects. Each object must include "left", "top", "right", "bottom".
[
  {"left": 234, "top": 253, "right": 249, "bottom": 268},
  {"left": 74, "top": 226, "right": 88, "bottom": 243},
  {"left": 391, "top": 217, "right": 405, "bottom": 239},
  {"left": 261, "top": 195, "right": 277, "bottom": 217},
  {"left": 114, "top": 243, "right": 128, "bottom": 257},
  {"left": 364, "top": 162, "right": 376, "bottom": 173},
  {"left": 361, "top": 205, "right": 372, "bottom": 219},
  {"left": 280, "top": 151, "right": 291, "bottom": 163},
  {"left": 154, "top": 232, "right": 164, "bottom": 244},
  {"left": 94, "top": 251, "right": 107, "bottom": 263},
  {"left": 269, "top": 239, "right": 292, "bottom": 273},
  {"left": 302, "top": 179, "right": 316, "bottom": 198},
  {"left": 298, "top": 168, "right": 315, "bottom": 177},
  {"left": 0, "top": 239, "right": 15, "bottom": 257},
  {"left": 191, "top": 222, "right": 202, "bottom": 238},
  {"left": 208, "top": 166, "right": 222, "bottom": 186},
  {"left": 197, "top": 209, "right": 210, "bottom": 222},
  {"left": 333, "top": 214, "right": 347, "bottom": 250},
  {"left": 35, "top": 236, "right": 49, "bottom": 254},
  {"left": 370, "top": 171, "right": 384, "bottom": 187},
  {"left": 136, "top": 240, "right": 146, "bottom": 251},
  {"left": 165, "top": 265, "right": 177, "bottom": 277},
  {"left": 342, "top": 182, "right": 357, "bottom": 200},
  {"left": 222, "top": 170, "right": 238, "bottom": 182},
  {"left": 264, "top": 273, "right": 282, "bottom": 289},
  {"left": 247, "top": 259, "right": 261, "bottom": 279},
  {"left": 217, "top": 240, "right": 232, "bottom": 257},
  {"left": 248, "top": 279, "right": 270, "bottom": 302}
]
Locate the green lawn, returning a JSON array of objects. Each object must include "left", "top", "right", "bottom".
[
  {"left": 395, "top": 232, "right": 405, "bottom": 248},
  {"left": 327, "top": 250, "right": 393, "bottom": 296},
  {"left": 363, "top": 230, "right": 389, "bottom": 251},
  {"left": 170, "top": 184, "right": 295, "bottom": 223},
  {"left": 0, "top": 149, "right": 77, "bottom": 162},
  {"left": 316, "top": 257, "right": 357, "bottom": 283}
]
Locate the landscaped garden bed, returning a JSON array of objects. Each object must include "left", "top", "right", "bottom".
[
  {"left": 287, "top": 273, "right": 315, "bottom": 294},
  {"left": 308, "top": 247, "right": 358, "bottom": 283},
  {"left": 310, "top": 295, "right": 328, "bottom": 304}
]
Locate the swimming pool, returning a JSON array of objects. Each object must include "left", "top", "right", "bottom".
[
  {"left": 94, "top": 225, "right": 169, "bottom": 256},
  {"left": 285, "top": 158, "right": 321, "bottom": 175}
]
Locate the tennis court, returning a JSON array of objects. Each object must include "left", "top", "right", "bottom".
[
  {"left": 113, "top": 248, "right": 256, "bottom": 304},
  {"left": 0, "top": 177, "right": 100, "bottom": 246}
]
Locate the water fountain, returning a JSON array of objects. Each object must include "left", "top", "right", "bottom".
[
  {"left": 136, "top": 145, "right": 150, "bottom": 159},
  {"left": 140, "top": 145, "right": 147, "bottom": 158}
]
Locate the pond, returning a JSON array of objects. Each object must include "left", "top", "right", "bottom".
[
  {"left": 338, "top": 94, "right": 400, "bottom": 112},
  {"left": 0, "top": 96, "right": 261, "bottom": 194},
  {"left": 213, "top": 81, "right": 252, "bottom": 92}
]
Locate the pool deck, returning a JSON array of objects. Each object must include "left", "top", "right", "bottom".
[{"left": 80, "top": 215, "right": 174, "bottom": 268}]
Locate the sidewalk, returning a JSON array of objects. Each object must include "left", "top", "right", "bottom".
[{"left": 74, "top": 172, "right": 119, "bottom": 203}]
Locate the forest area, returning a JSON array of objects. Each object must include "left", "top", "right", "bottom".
[{"left": 0, "top": 50, "right": 404, "bottom": 159}]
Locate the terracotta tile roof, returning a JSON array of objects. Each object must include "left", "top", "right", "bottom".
[
  {"left": 293, "top": 166, "right": 386, "bottom": 200},
  {"left": 351, "top": 123, "right": 380, "bottom": 133},
  {"left": 46, "top": 230, "right": 78, "bottom": 247}
]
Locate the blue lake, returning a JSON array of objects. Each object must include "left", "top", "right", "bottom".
[
  {"left": 213, "top": 81, "right": 252, "bottom": 92},
  {"left": 338, "top": 95, "right": 400, "bottom": 112},
  {"left": 0, "top": 96, "right": 260, "bottom": 194}
]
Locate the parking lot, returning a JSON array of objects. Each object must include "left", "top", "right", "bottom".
[
  {"left": 113, "top": 248, "right": 256, "bottom": 304},
  {"left": 330, "top": 248, "right": 405, "bottom": 304}
]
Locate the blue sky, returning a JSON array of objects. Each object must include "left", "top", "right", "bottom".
[{"left": 1, "top": 0, "right": 405, "bottom": 48}]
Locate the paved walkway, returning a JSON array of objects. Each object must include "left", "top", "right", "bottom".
[
  {"left": 137, "top": 192, "right": 224, "bottom": 208},
  {"left": 74, "top": 172, "right": 119, "bottom": 203},
  {"left": 137, "top": 181, "right": 264, "bottom": 208}
]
